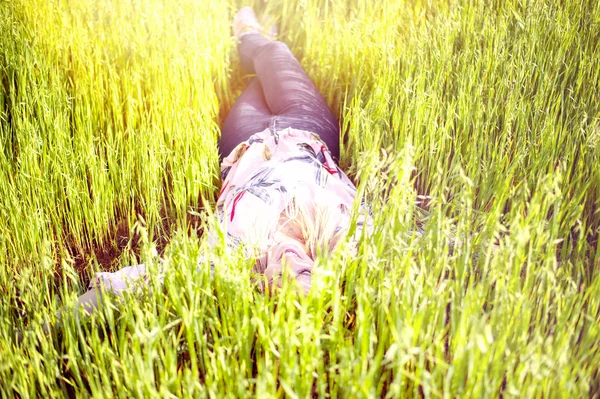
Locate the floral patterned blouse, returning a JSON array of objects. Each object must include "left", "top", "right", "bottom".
[{"left": 91, "top": 127, "right": 370, "bottom": 294}]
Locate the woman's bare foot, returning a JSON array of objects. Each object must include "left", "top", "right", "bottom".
[
  {"left": 233, "top": 6, "right": 261, "bottom": 38},
  {"left": 261, "top": 13, "right": 279, "bottom": 40},
  {"left": 233, "top": 6, "right": 279, "bottom": 40}
]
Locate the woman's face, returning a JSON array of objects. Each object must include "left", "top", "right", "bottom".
[{"left": 265, "top": 237, "right": 314, "bottom": 293}]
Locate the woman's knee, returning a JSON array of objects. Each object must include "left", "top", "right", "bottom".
[{"left": 255, "top": 40, "right": 291, "bottom": 58}]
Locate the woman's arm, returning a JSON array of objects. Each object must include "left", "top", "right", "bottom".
[
  {"left": 76, "top": 264, "right": 150, "bottom": 315},
  {"left": 76, "top": 288, "right": 103, "bottom": 315}
]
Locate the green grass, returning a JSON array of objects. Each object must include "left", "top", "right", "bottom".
[{"left": 1, "top": 0, "right": 599, "bottom": 396}]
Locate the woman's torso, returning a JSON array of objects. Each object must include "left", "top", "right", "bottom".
[{"left": 213, "top": 127, "right": 364, "bottom": 258}]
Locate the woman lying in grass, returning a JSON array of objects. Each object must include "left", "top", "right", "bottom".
[{"left": 76, "top": 6, "right": 370, "bottom": 313}]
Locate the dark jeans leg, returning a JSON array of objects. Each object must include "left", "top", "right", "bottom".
[
  {"left": 237, "top": 32, "right": 271, "bottom": 74},
  {"left": 252, "top": 40, "right": 340, "bottom": 159},
  {"left": 220, "top": 33, "right": 340, "bottom": 160},
  {"left": 219, "top": 78, "right": 273, "bottom": 159}
]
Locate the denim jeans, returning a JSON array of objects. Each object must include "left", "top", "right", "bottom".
[{"left": 219, "top": 33, "right": 340, "bottom": 161}]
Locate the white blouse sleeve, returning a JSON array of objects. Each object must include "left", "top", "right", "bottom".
[{"left": 89, "top": 264, "right": 152, "bottom": 295}]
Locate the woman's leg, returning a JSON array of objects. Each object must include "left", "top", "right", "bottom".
[
  {"left": 236, "top": 33, "right": 340, "bottom": 159},
  {"left": 237, "top": 31, "right": 272, "bottom": 74},
  {"left": 219, "top": 77, "right": 273, "bottom": 159},
  {"left": 248, "top": 38, "right": 340, "bottom": 159}
]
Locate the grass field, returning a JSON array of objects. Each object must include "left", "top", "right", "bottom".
[{"left": 1, "top": 0, "right": 599, "bottom": 396}]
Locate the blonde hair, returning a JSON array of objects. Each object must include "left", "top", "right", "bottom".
[
  {"left": 251, "top": 195, "right": 347, "bottom": 278},
  {"left": 276, "top": 196, "right": 344, "bottom": 260}
]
